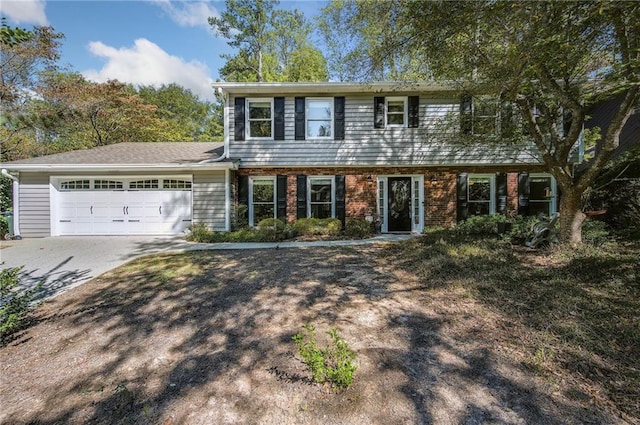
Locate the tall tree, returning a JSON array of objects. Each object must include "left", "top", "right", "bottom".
[
  {"left": 210, "top": 0, "right": 327, "bottom": 82},
  {"left": 323, "top": 0, "right": 639, "bottom": 244},
  {"left": 0, "top": 21, "right": 63, "bottom": 161}
]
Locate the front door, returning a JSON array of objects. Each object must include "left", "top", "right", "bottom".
[{"left": 388, "top": 177, "right": 412, "bottom": 232}]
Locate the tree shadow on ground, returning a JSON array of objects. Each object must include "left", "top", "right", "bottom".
[{"left": 0, "top": 242, "right": 627, "bottom": 424}]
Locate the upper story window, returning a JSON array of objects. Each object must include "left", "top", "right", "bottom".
[
  {"left": 247, "top": 98, "right": 273, "bottom": 139},
  {"left": 461, "top": 95, "right": 499, "bottom": 135},
  {"left": 386, "top": 97, "right": 408, "bottom": 127},
  {"left": 306, "top": 98, "right": 333, "bottom": 139}
]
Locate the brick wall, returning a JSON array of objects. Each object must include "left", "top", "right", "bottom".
[{"left": 235, "top": 166, "right": 543, "bottom": 229}]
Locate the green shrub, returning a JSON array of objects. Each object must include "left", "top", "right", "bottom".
[
  {"left": 454, "top": 214, "right": 511, "bottom": 236},
  {"left": 344, "top": 218, "right": 373, "bottom": 238},
  {"left": 582, "top": 218, "right": 611, "bottom": 247},
  {"left": 292, "top": 324, "right": 357, "bottom": 391},
  {"left": 0, "top": 215, "right": 7, "bottom": 237},
  {"left": 293, "top": 218, "right": 342, "bottom": 237},
  {"left": 186, "top": 222, "right": 215, "bottom": 242},
  {"left": 256, "top": 218, "right": 287, "bottom": 241},
  {"left": 236, "top": 204, "right": 248, "bottom": 228},
  {"left": 1, "top": 266, "right": 37, "bottom": 342}
]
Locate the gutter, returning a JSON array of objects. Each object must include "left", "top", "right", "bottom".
[{"left": 1, "top": 168, "right": 20, "bottom": 238}]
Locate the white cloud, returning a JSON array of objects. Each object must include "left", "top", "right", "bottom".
[
  {"left": 82, "top": 38, "right": 215, "bottom": 101},
  {"left": 0, "top": 0, "right": 48, "bottom": 25},
  {"left": 149, "top": 0, "right": 219, "bottom": 30}
]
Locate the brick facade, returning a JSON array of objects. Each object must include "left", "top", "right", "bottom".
[{"left": 235, "top": 166, "right": 544, "bottom": 230}]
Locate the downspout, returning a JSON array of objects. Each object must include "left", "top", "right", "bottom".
[{"left": 1, "top": 169, "right": 21, "bottom": 237}]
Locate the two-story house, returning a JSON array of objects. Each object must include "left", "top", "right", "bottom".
[{"left": 2, "top": 82, "right": 563, "bottom": 238}]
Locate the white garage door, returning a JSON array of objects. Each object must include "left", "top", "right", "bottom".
[{"left": 54, "top": 177, "right": 192, "bottom": 235}]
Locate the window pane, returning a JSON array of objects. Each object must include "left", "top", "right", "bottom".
[
  {"left": 307, "top": 121, "right": 332, "bottom": 138},
  {"left": 310, "top": 203, "right": 332, "bottom": 219},
  {"left": 253, "top": 204, "right": 275, "bottom": 223},
  {"left": 530, "top": 177, "right": 552, "bottom": 200},
  {"left": 468, "top": 178, "right": 491, "bottom": 201},
  {"left": 250, "top": 121, "right": 272, "bottom": 138},
  {"left": 387, "top": 101, "right": 404, "bottom": 113},
  {"left": 469, "top": 202, "right": 490, "bottom": 216},
  {"left": 529, "top": 202, "right": 550, "bottom": 217},
  {"left": 249, "top": 102, "right": 271, "bottom": 119},
  {"left": 307, "top": 100, "right": 332, "bottom": 119},
  {"left": 387, "top": 113, "right": 405, "bottom": 125},
  {"left": 310, "top": 180, "right": 332, "bottom": 202},
  {"left": 253, "top": 180, "right": 274, "bottom": 203}
]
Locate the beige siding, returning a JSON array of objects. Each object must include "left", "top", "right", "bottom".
[
  {"left": 19, "top": 173, "right": 51, "bottom": 237},
  {"left": 193, "top": 170, "right": 226, "bottom": 231},
  {"left": 228, "top": 95, "right": 540, "bottom": 167}
]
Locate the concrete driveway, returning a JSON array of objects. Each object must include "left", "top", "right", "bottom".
[{"left": 0, "top": 236, "right": 188, "bottom": 301}]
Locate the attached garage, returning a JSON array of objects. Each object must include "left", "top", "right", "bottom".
[
  {"left": 52, "top": 177, "right": 193, "bottom": 235},
  {"left": 2, "top": 143, "right": 236, "bottom": 238}
]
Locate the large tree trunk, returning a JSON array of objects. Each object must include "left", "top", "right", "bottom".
[{"left": 559, "top": 189, "right": 586, "bottom": 245}]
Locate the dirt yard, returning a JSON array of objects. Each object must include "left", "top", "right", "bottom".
[{"left": 0, "top": 242, "right": 634, "bottom": 424}]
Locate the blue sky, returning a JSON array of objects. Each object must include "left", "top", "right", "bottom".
[{"left": 0, "top": 0, "right": 328, "bottom": 101}]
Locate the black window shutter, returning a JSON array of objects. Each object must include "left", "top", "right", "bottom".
[
  {"left": 296, "top": 174, "right": 307, "bottom": 219},
  {"left": 335, "top": 174, "right": 346, "bottom": 228},
  {"left": 295, "top": 97, "right": 305, "bottom": 140},
  {"left": 456, "top": 173, "right": 469, "bottom": 222},
  {"left": 496, "top": 173, "right": 508, "bottom": 214},
  {"left": 460, "top": 93, "right": 472, "bottom": 135},
  {"left": 408, "top": 96, "right": 420, "bottom": 128},
  {"left": 276, "top": 175, "right": 287, "bottom": 221},
  {"left": 274, "top": 97, "right": 285, "bottom": 140},
  {"left": 238, "top": 175, "right": 249, "bottom": 226},
  {"left": 334, "top": 97, "right": 345, "bottom": 140},
  {"left": 518, "top": 172, "right": 530, "bottom": 216},
  {"left": 374, "top": 96, "right": 385, "bottom": 128},
  {"left": 234, "top": 97, "right": 245, "bottom": 141}
]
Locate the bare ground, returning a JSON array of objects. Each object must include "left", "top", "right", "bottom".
[{"left": 0, "top": 243, "right": 633, "bottom": 424}]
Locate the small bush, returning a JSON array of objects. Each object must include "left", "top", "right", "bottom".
[
  {"left": 256, "top": 218, "right": 287, "bottom": 241},
  {"left": 0, "top": 215, "right": 8, "bottom": 237},
  {"left": 292, "top": 324, "right": 357, "bottom": 391},
  {"left": 186, "top": 222, "right": 214, "bottom": 242},
  {"left": 582, "top": 219, "right": 611, "bottom": 247},
  {"left": 1, "top": 266, "right": 37, "bottom": 342},
  {"left": 344, "top": 218, "right": 373, "bottom": 238},
  {"left": 293, "top": 218, "right": 342, "bottom": 237},
  {"left": 455, "top": 214, "right": 511, "bottom": 236},
  {"left": 236, "top": 204, "right": 248, "bottom": 228}
]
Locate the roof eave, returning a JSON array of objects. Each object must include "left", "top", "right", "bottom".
[
  {"left": 3, "top": 162, "right": 238, "bottom": 173},
  {"left": 214, "top": 81, "right": 457, "bottom": 96}
]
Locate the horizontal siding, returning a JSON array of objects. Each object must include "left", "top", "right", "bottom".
[
  {"left": 19, "top": 173, "right": 51, "bottom": 237},
  {"left": 192, "top": 170, "right": 226, "bottom": 231},
  {"left": 228, "top": 95, "right": 541, "bottom": 167}
]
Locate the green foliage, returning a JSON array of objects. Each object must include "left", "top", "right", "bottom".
[
  {"left": 292, "top": 324, "right": 357, "bottom": 391},
  {"left": 0, "top": 214, "right": 8, "bottom": 237},
  {"left": 292, "top": 218, "right": 342, "bottom": 237},
  {"left": 454, "top": 214, "right": 512, "bottom": 236},
  {"left": 256, "top": 218, "right": 287, "bottom": 241},
  {"left": 344, "top": 218, "right": 374, "bottom": 239},
  {"left": 582, "top": 219, "right": 611, "bottom": 247},
  {"left": 0, "top": 175, "right": 11, "bottom": 212},
  {"left": 1, "top": 266, "right": 38, "bottom": 342}
]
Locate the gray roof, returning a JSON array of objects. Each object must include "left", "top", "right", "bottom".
[{"left": 3, "top": 142, "right": 227, "bottom": 168}]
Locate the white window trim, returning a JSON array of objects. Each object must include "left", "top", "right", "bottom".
[
  {"left": 386, "top": 96, "right": 408, "bottom": 128},
  {"left": 467, "top": 173, "right": 496, "bottom": 215},
  {"left": 307, "top": 176, "right": 335, "bottom": 218},
  {"left": 306, "top": 97, "right": 334, "bottom": 140},
  {"left": 246, "top": 97, "right": 274, "bottom": 140},
  {"left": 529, "top": 173, "right": 557, "bottom": 216},
  {"left": 248, "top": 176, "right": 276, "bottom": 227}
]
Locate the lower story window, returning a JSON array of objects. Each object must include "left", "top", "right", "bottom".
[
  {"left": 250, "top": 177, "right": 275, "bottom": 226},
  {"left": 309, "top": 177, "right": 334, "bottom": 219},
  {"left": 529, "top": 175, "right": 556, "bottom": 216},
  {"left": 468, "top": 175, "right": 494, "bottom": 215}
]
